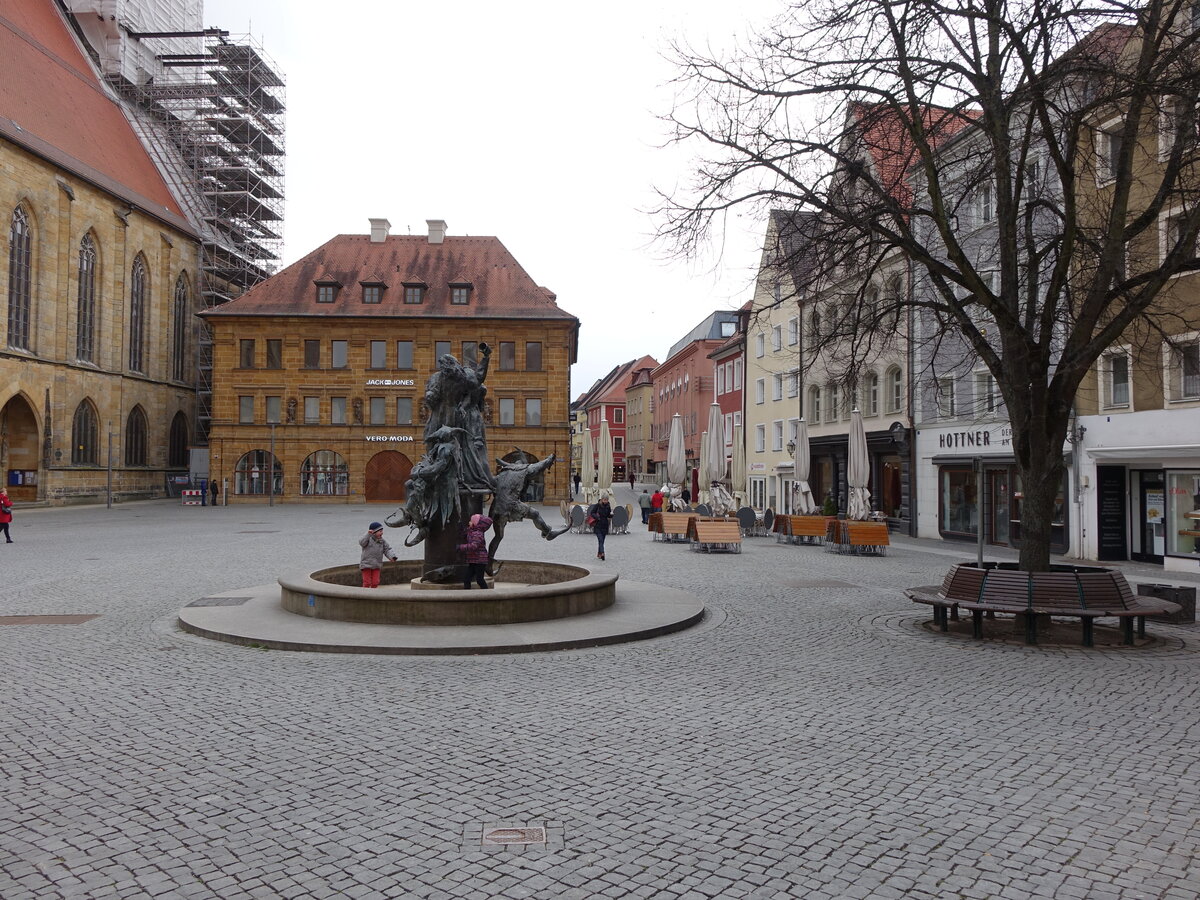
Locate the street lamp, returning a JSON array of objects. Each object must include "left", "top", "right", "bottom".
[{"left": 786, "top": 439, "right": 796, "bottom": 457}]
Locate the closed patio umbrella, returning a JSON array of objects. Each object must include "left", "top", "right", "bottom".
[
  {"left": 847, "top": 408, "right": 872, "bottom": 520},
  {"left": 794, "top": 417, "right": 817, "bottom": 514},
  {"left": 698, "top": 432, "right": 710, "bottom": 505},
  {"left": 730, "top": 424, "right": 747, "bottom": 508},
  {"left": 598, "top": 417, "right": 613, "bottom": 500},
  {"left": 667, "top": 413, "right": 686, "bottom": 487},
  {"left": 705, "top": 403, "right": 726, "bottom": 486},
  {"left": 582, "top": 426, "right": 595, "bottom": 504}
]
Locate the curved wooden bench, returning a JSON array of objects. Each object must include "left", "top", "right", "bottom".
[{"left": 905, "top": 563, "right": 1181, "bottom": 646}]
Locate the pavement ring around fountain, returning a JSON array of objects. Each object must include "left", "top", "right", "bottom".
[{"left": 177, "top": 564, "right": 705, "bottom": 655}]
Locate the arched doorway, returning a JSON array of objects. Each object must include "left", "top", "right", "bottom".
[
  {"left": 365, "top": 450, "right": 412, "bottom": 502},
  {"left": 1, "top": 394, "right": 41, "bottom": 502}
]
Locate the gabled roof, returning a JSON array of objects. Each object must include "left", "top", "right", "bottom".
[
  {"left": 0, "top": 0, "right": 190, "bottom": 231},
  {"left": 577, "top": 355, "right": 658, "bottom": 409},
  {"left": 202, "top": 233, "right": 578, "bottom": 321}
]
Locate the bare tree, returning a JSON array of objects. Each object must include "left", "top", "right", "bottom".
[{"left": 658, "top": 0, "right": 1200, "bottom": 570}]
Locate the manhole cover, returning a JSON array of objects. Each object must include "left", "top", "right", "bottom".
[
  {"left": 0, "top": 615, "right": 99, "bottom": 625},
  {"left": 187, "top": 597, "right": 249, "bottom": 608},
  {"left": 482, "top": 827, "right": 546, "bottom": 846}
]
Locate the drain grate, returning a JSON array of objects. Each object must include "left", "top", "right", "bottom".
[
  {"left": 463, "top": 821, "right": 563, "bottom": 852},
  {"left": 0, "top": 614, "right": 99, "bottom": 626},
  {"left": 187, "top": 597, "right": 249, "bottom": 608}
]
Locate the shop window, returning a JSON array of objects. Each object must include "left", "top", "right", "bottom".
[
  {"left": 940, "top": 467, "right": 978, "bottom": 537},
  {"left": 370, "top": 397, "right": 385, "bottom": 425},
  {"left": 396, "top": 397, "right": 413, "bottom": 425},
  {"left": 1167, "top": 471, "right": 1200, "bottom": 558},
  {"left": 239, "top": 396, "right": 254, "bottom": 423},
  {"left": 331, "top": 340, "right": 348, "bottom": 369},
  {"left": 234, "top": 450, "right": 282, "bottom": 495},
  {"left": 396, "top": 340, "right": 413, "bottom": 369},
  {"left": 499, "top": 398, "right": 515, "bottom": 425},
  {"left": 124, "top": 406, "right": 147, "bottom": 466},
  {"left": 499, "top": 341, "right": 516, "bottom": 370},
  {"left": 304, "top": 396, "right": 320, "bottom": 424},
  {"left": 266, "top": 339, "right": 282, "bottom": 369},
  {"left": 239, "top": 339, "right": 256, "bottom": 368},
  {"left": 368, "top": 340, "right": 386, "bottom": 369},
  {"left": 300, "top": 450, "right": 349, "bottom": 496},
  {"left": 526, "top": 398, "right": 542, "bottom": 426},
  {"left": 304, "top": 340, "right": 320, "bottom": 368},
  {"left": 331, "top": 397, "right": 347, "bottom": 425},
  {"left": 266, "top": 396, "right": 281, "bottom": 424},
  {"left": 526, "top": 342, "right": 543, "bottom": 371}
]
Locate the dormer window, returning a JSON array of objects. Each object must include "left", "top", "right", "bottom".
[
  {"left": 450, "top": 279, "right": 473, "bottom": 305},
  {"left": 315, "top": 280, "right": 341, "bottom": 303},
  {"left": 360, "top": 279, "right": 386, "bottom": 304},
  {"left": 403, "top": 279, "right": 427, "bottom": 305}
]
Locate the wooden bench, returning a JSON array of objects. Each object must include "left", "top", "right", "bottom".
[
  {"left": 905, "top": 563, "right": 1182, "bottom": 646},
  {"left": 777, "top": 515, "right": 832, "bottom": 544},
  {"left": 691, "top": 520, "right": 742, "bottom": 553},
  {"left": 836, "top": 521, "right": 889, "bottom": 555},
  {"left": 653, "top": 512, "right": 694, "bottom": 543}
]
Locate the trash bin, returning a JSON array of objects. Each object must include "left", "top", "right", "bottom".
[{"left": 1136, "top": 583, "right": 1197, "bottom": 624}]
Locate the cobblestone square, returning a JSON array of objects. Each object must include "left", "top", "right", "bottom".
[{"left": 1, "top": 492, "right": 1198, "bottom": 899}]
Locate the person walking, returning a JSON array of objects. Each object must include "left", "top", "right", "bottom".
[
  {"left": 0, "top": 489, "right": 12, "bottom": 543},
  {"left": 573, "top": 472, "right": 581, "bottom": 497},
  {"left": 629, "top": 473, "right": 636, "bottom": 492},
  {"left": 637, "top": 489, "right": 652, "bottom": 525},
  {"left": 358, "top": 521, "right": 398, "bottom": 588},
  {"left": 650, "top": 488, "right": 664, "bottom": 519},
  {"left": 457, "top": 513, "right": 493, "bottom": 589},
  {"left": 210, "top": 478, "right": 219, "bottom": 507},
  {"left": 589, "top": 495, "right": 613, "bottom": 561}
]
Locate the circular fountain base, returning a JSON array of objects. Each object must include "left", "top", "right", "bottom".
[{"left": 280, "top": 560, "right": 616, "bottom": 625}]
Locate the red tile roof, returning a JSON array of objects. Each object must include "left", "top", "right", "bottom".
[
  {"left": 202, "top": 233, "right": 579, "bottom": 321},
  {"left": 0, "top": 1, "right": 190, "bottom": 229},
  {"left": 851, "top": 102, "right": 977, "bottom": 206}
]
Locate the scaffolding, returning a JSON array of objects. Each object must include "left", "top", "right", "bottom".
[{"left": 108, "top": 28, "right": 285, "bottom": 446}]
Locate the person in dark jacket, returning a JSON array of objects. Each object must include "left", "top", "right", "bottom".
[
  {"left": 457, "top": 513, "right": 493, "bottom": 589},
  {"left": 589, "top": 496, "right": 613, "bottom": 561}
]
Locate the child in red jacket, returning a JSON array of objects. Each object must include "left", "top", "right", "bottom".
[{"left": 457, "top": 514, "right": 492, "bottom": 589}]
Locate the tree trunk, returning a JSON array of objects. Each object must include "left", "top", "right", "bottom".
[{"left": 1014, "top": 444, "right": 1065, "bottom": 572}]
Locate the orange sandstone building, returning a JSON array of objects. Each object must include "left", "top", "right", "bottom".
[{"left": 202, "top": 220, "right": 578, "bottom": 504}]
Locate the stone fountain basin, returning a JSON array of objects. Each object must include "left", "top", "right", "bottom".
[{"left": 279, "top": 560, "right": 617, "bottom": 626}]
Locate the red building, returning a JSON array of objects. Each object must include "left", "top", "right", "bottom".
[{"left": 575, "top": 355, "right": 656, "bottom": 484}]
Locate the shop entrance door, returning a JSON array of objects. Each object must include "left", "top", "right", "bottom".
[
  {"left": 1133, "top": 471, "right": 1165, "bottom": 563},
  {"left": 989, "top": 469, "right": 1011, "bottom": 545},
  {"left": 364, "top": 451, "right": 412, "bottom": 503}
]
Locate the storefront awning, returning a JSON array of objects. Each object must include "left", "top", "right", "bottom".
[{"left": 1087, "top": 444, "right": 1200, "bottom": 461}]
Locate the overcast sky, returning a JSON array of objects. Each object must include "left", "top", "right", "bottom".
[{"left": 201, "top": 0, "right": 781, "bottom": 394}]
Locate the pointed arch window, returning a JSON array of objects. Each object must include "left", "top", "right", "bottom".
[
  {"left": 125, "top": 406, "right": 148, "bottom": 466},
  {"left": 71, "top": 401, "right": 99, "bottom": 465},
  {"left": 7, "top": 206, "right": 32, "bottom": 350},
  {"left": 129, "top": 256, "right": 148, "bottom": 372},
  {"left": 77, "top": 234, "right": 97, "bottom": 361},
  {"left": 168, "top": 412, "right": 189, "bottom": 468},
  {"left": 172, "top": 274, "right": 189, "bottom": 382}
]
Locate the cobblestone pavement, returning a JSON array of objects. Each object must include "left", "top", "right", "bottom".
[{"left": 2, "top": 490, "right": 1200, "bottom": 900}]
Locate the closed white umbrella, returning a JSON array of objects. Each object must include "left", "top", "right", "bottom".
[
  {"left": 666, "top": 413, "right": 686, "bottom": 486},
  {"left": 794, "top": 417, "right": 817, "bottom": 514},
  {"left": 598, "top": 417, "right": 613, "bottom": 499},
  {"left": 730, "top": 424, "right": 747, "bottom": 507},
  {"left": 582, "top": 425, "right": 595, "bottom": 504},
  {"left": 705, "top": 403, "right": 726, "bottom": 485},
  {"left": 698, "top": 432, "right": 710, "bottom": 505},
  {"left": 847, "top": 408, "right": 872, "bottom": 520}
]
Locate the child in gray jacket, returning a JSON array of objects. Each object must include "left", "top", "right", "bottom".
[{"left": 359, "top": 521, "right": 398, "bottom": 588}]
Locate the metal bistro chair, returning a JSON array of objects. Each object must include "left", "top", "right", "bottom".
[
  {"left": 570, "top": 504, "right": 588, "bottom": 533},
  {"left": 611, "top": 504, "right": 629, "bottom": 535},
  {"left": 736, "top": 506, "right": 757, "bottom": 538},
  {"left": 694, "top": 503, "right": 712, "bottom": 517},
  {"left": 762, "top": 508, "right": 774, "bottom": 538}
]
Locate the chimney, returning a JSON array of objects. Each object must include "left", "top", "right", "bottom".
[
  {"left": 368, "top": 218, "right": 391, "bottom": 243},
  {"left": 427, "top": 219, "right": 448, "bottom": 244}
]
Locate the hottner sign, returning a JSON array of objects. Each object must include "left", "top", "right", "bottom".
[{"left": 937, "top": 427, "right": 1011, "bottom": 449}]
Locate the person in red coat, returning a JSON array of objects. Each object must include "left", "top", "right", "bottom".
[
  {"left": 0, "top": 490, "right": 11, "bottom": 543},
  {"left": 457, "top": 514, "right": 493, "bottom": 589}
]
